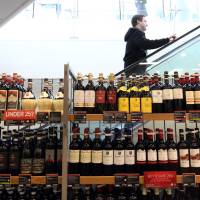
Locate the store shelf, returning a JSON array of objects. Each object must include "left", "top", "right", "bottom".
[
  {"left": 80, "top": 176, "right": 115, "bottom": 185},
  {"left": 67, "top": 113, "right": 189, "bottom": 121}
]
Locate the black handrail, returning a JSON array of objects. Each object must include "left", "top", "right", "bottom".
[{"left": 115, "top": 25, "right": 200, "bottom": 76}]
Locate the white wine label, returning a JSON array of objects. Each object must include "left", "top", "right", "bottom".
[
  {"left": 103, "top": 150, "right": 113, "bottom": 165},
  {"left": 194, "top": 91, "right": 200, "bottom": 104},
  {"left": 92, "top": 150, "right": 103, "bottom": 164},
  {"left": 158, "top": 149, "right": 168, "bottom": 161},
  {"left": 23, "top": 91, "right": 35, "bottom": 99},
  {"left": 45, "top": 150, "right": 55, "bottom": 163},
  {"left": 74, "top": 90, "right": 84, "bottom": 107},
  {"left": 173, "top": 88, "right": 183, "bottom": 99},
  {"left": 39, "top": 91, "right": 49, "bottom": 98},
  {"left": 190, "top": 149, "right": 200, "bottom": 167},
  {"left": 136, "top": 149, "right": 146, "bottom": 162},
  {"left": 7, "top": 90, "right": 18, "bottom": 109},
  {"left": 152, "top": 90, "right": 163, "bottom": 103},
  {"left": 0, "top": 90, "right": 7, "bottom": 110},
  {"left": 32, "top": 158, "right": 45, "bottom": 174},
  {"left": 20, "top": 158, "right": 32, "bottom": 173},
  {"left": 186, "top": 91, "right": 195, "bottom": 104},
  {"left": 70, "top": 150, "right": 80, "bottom": 163},
  {"left": 114, "top": 150, "right": 125, "bottom": 165},
  {"left": 85, "top": 90, "right": 95, "bottom": 107},
  {"left": 147, "top": 149, "right": 157, "bottom": 161},
  {"left": 125, "top": 150, "right": 135, "bottom": 165},
  {"left": 80, "top": 150, "right": 91, "bottom": 163},
  {"left": 168, "top": 149, "right": 178, "bottom": 161},
  {"left": 55, "top": 92, "right": 64, "bottom": 99},
  {"left": 163, "top": 89, "right": 173, "bottom": 100},
  {"left": 179, "top": 149, "right": 189, "bottom": 168}
]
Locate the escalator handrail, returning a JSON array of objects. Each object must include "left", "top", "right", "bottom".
[{"left": 115, "top": 25, "right": 200, "bottom": 76}]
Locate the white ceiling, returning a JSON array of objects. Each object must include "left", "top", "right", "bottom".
[{"left": 0, "top": 0, "right": 33, "bottom": 27}]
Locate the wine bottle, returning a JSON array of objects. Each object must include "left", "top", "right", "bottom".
[
  {"left": 85, "top": 73, "right": 95, "bottom": 114},
  {"left": 69, "top": 127, "right": 80, "bottom": 174},
  {"left": 95, "top": 73, "right": 106, "bottom": 113},
  {"left": 80, "top": 128, "right": 92, "bottom": 176},
  {"left": 0, "top": 73, "right": 8, "bottom": 110},
  {"left": 173, "top": 71, "right": 184, "bottom": 111},
  {"left": 102, "top": 128, "right": 113, "bottom": 176},
  {"left": 157, "top": 129, "right": 168, "bottom": 171},
  {"left": 178, "top": 130, "right": 190, "bottom": 174},
  {"left": 167, "top": 128, "right": 178, "bottom": 171},
  {"left": 92, "top": 128, "right": 103, "bottom": 175},
  {"left": 124, "top": 128, "right": 135, "bottom": 173},
  {"left": 106, "top": 73, "right": 117, "bottom": 111},
  {"left": 150, "top": 73, "right": 163, "bottom": 113},
  {"left": 194, "top": 73, "right": 200, "bottom": 109},
  {"left": 74, "top": 73, "right": 85, "bottom": 112},
  {"left": 135, "top": 129, "right": 146, "bottom": 174},
  {"left": 163, "top": 71, "right": 174, "bottom": 113},
  {"left": 140, "top": 75, "right": 152, "bottom": 113},
  {"left": 147, "top": 130, "right": 157, "bottom": 171},
  {"left": 117, "top": 73, "right": 129, "bottom": 113},
  {"left": 57, "top": 127, "right": 62, "bottom": 175}
]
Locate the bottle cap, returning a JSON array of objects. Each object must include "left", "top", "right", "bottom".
[
  {"left": 94, "top": 127, "right": 101, "bottom": 134},
  {"left": 84, "top": 127, "right": 90, "bottom": 134},
  {"left": 77, "top": 72, "right": 83, "bottom": 80}
]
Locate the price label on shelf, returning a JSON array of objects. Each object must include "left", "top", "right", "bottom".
[
  {"left": 189, "top": 111, "right": 200, "bottom": 122},
  {"left": 68, "top": 175, "right": 80, "bottom": 185},
  {"left": 0, "top": 174, "right": 10, "bottom": 184},
  {"left": 130, "top": 112, "right": 143, "bottom": 122},
  {"left": 19, "top": 174, "right": 31, "bottom": 185},
  {"left": 103, "top": 111, "right": 115, "bottom": 123},
  {"left": 144, "top": 171, "right": 176, "bottom": 188},
  {"left": 183, "top": 173, "right": 195, "bottom": 185},
  {"left": 37, "top": 112, "right": 49, "bottom": 122},
  {"left": 3, "top": 110, "right": 36, "bottom": 121},
  {"left": 50, "top": 112, "right": 61, "bottom": 123},
  {"left": 115, "top": 175, "right": 127, "bottom": 185},
  {"left": 74, "top": 111, "right": 86, "bottom": 123},
  {"left": 174, "top": 111, "right": 186, "bottom": 123},
  {"left": 127, "top": 175, "right": 140, "bottom": 185},
  {"left": 115, "top": 112, "right": 127, "bottom": 122},
  {"left": 46, "top": 175, "right": 58, "bottom": 184}
]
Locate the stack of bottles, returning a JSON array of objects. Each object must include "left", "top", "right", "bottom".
[
  {"left": 0, "top": 126, "right": 62, "bottom": 175},
  {"left": 69, "top": 126, "right": 200, "bottom": 175},
  {"left": 73, "top": 71, "right": 200, "bottom": 113}
]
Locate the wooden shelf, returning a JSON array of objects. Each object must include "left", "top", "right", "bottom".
[{"left": 67, "top": 113, "right": 189, "bottom": 121}]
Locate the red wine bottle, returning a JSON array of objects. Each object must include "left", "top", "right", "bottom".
[{"left": 0, "top": 73, "right": 8, "bottom": 110}]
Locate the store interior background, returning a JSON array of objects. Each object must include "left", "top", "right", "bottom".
[{"left": 0, "top": 0, "right": 200, "bottom": 78}]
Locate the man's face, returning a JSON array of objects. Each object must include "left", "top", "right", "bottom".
[{"left": 137, "top": 17, "right": 148, "bottom": 32}]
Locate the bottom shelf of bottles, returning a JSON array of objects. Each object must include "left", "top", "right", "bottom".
[{"left": 1, "top": 175, "right": 199, "bottom": 185}]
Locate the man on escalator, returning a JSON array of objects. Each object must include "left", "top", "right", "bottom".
[{"left": 123, "top": 15, "right": 176, "bottom": 76}]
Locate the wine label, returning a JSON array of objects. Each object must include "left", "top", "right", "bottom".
[
  {"left": 20, "top": 158, "right": 32, "bottom": 174},
  {"left": 141, "top": 97, "right": 152, "bottom": 113},
  {"left": 0, "top": 152, "right": 8, "bottom": 169},
  {"left": 168, "top": 148, "right": 178, "bottom": 162},
  {"left": 118, "top": 97, "right": 129, "bottom": 112},
  {"left": 158, "top": 149, "right": 168, "bottom": 163},
  {"left": 136, "top": 149, "right": 146, "bottom": 162},
  {"left": 85, "top": 90, "right": 95, "bottom": 107},
  {"left": 114, "top": 150, "right": 124, "bottom": 165},
  {"left": 163, "top": 89, "right": 173, "bottom": 100},
  {"left": 9, "top": 152, "right": 20, "bottom": 169},
  {"left": 130, "top": 97, "right": 140, "bottom": 112},
  {"left": 55, "top": 92, "right": 64, "bottom": 99},
  {"left": 92, "top": 150, "right": 103, "bottom": 164},
  {"left": 23, "top": 91, "right": 35, "bottom": 99},
  {"left": 152, "top": 90, "right": 163, "bottom": 103},
  {"left": 190, "top": 149, "right": 200, "bottom": 167},
  {"left": 147, "top": 149, "right": 157, "bottom": 162},
  {"left": 7, "top": 90, "right": 18, "bottom": 109},
  {"left": 69, "top": 150, "right": 80, "bottom": 163},
  {"left": 103, "top": 150, "right": 113, "bottom": 165},
  {"left": 194, "top": 91, "right": 200, "bottom": 104},
  {"left": 125, "top": 150, "right": 135, "bottom": 165},
  {"left": 45, "top": 149, "right": 55, "bottom": 163},
  {"left": 32, "top": 158, "right": 45, "bottom": 174},
  {"left": 74, "top": 90, "right": 84, "bottom": 107},
  {"left": 80, "top": 150, "right": 91, "bottom": 163},
  {"left": 39, "top": 91, "right": 49, "bottom": 98},
  {"left": 0, "top": 90, "right": 7, "bottom": 110},
  {"left": 95, "top": 90, "right": 106, "bottom": 104},
  {"left": 179, "top": 149, "right": 189, "bottom": 168},
  {"left": 107, "top": 90, "right": 117, "bottom": 104},
  {"left": 173, "top": 88, "right": 183, "bottom": 99},
  {"left": 186, "top": 91, "right": 195, "bottom": 104}
]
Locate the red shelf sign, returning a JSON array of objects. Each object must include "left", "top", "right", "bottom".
[
  {"left": 144, "top": 171, "right": 176, "bottom": 188},
  {"left": 3, "top": 110, "right": 36, "bottom": 121}
]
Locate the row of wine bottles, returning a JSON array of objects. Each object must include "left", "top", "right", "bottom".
[
  {"left": 69, "top": 125, "right": 200, "bottom": 175},
  {"left": 0, "top": 126, "right": 62, "bottom": 175},
  {"left": 68, "top": 184, "right": 200, "bottom": 200},
  {"left": 73, "top": 71, "right": 200, "bottom": 113},
  {"left": 0, "top": 184, "right": 61, "bottom": 200},
  {"left": 0, "top": 73, "right": 63, "bottom": 112}
]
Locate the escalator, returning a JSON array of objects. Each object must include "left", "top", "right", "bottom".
[{"left": 115, "top": 25, "right": 200, "bottom": 77}]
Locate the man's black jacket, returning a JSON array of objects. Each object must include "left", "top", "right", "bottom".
[{"left": 123, "top": 28, "right": 170, "bottom": 74}]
